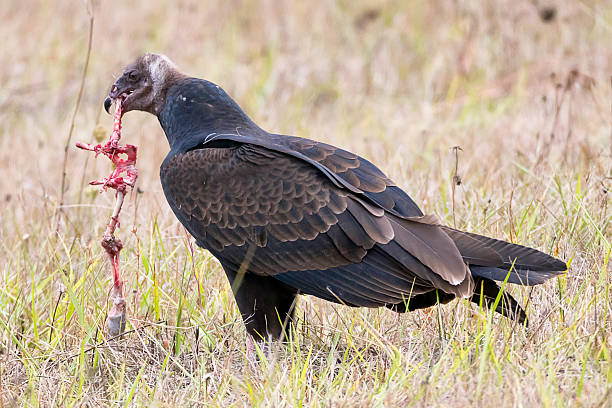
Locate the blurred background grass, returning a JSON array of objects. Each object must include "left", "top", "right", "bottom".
[{"left": 0, "top": 0, "right": 611, "bottom": 406}]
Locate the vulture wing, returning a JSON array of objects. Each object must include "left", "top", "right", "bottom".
[
  {"left": 160, "top": 142, "right": 473, "bottom": 307},
  {"left": 197, "top": 132, "right": 424, "bottom": 219}
]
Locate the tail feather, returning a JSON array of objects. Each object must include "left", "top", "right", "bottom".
[
  {"left": 442, "top": 227, "right": 566, "bottom": 285},
  {"left": 469, "top": 265, "right": 560, "bottom": 286}
]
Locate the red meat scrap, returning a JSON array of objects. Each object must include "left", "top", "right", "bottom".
[{"left": 76, "top": 98, "right": 138, "bottom": 336}]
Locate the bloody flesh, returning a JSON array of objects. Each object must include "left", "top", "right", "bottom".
[{"left": 76, "top": 98, "right": 138, "bottom": 336}]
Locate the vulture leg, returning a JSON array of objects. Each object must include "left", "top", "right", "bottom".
[
  {"left": 386, "top": 290, "right": 455, "bottom": 313},
  {"left": 223, "top": 268, "right": 299, "bottom": 340},
  {"left": 470, "top": 277, "right": 527, "bottom": 324},
  {"left": 386, "top": 279, "right": 527, "bottom": 325}
]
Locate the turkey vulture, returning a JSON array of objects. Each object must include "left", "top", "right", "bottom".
[{"left": 104, "top": 54, "right": 566, "bottom": 340}]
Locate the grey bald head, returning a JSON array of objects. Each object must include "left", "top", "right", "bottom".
[{"left": 105, "top": 53, "right": 187, "bottom": 115}]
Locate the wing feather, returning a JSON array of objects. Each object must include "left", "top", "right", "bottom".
[
  {"left": 161, "top": 141, "right": 475, "bottom": 305},
  {"left": 389, "top": 217, "right": 470, "bottom": 289}
]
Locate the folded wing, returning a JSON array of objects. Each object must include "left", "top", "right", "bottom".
[{"left": 160, "top": 143, "right": 473, "bottom": 307}]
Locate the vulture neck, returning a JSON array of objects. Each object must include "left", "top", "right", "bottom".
[{"left": 158, "top": 77, "right": 264, "bottom": 153}]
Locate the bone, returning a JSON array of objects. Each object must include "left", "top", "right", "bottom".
[{"left": 76, "top": 98, "right": 138, "bottom": 337}]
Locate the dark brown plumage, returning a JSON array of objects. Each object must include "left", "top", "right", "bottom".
[{"left": 105, "top": 54, "right": 567, "bottom": 340}]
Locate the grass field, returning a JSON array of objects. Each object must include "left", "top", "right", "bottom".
[{"left": 1, "top": 0, "right": 611, "bottom": 406}]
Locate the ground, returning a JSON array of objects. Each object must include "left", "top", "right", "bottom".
[{"left": 0, "top": 0, "right": 611, "bottom": 406}]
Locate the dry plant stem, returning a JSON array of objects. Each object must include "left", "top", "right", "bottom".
[
  {"left": 75, "top": 98, "right": 138, "bottom": 337},
  {"left": 56, "top": 11, "right": 94, "bottom": 233},
  {"left": 0, "top": 363, "right": 4, "bottom": 408},
  {"left": 451, "top": 146, "right": 463, "bottom": 229}
]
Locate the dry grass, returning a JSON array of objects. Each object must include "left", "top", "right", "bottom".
[{"left": 1, "top": 0, "right": 611, "bottom": 406}]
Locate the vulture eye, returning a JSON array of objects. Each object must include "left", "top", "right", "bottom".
[{"left": 127, "top": 71, "right": 139, "bottom": 81}]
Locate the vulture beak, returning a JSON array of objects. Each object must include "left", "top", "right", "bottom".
[
  {"left": 104, "top": 96, "right": 113, "bottom": 114},
  {"left": 104, "top": 84, "right": 120, "bottom": 114},
  {"left": 104, "top": 83, "right": 134, "bottom": 114}
]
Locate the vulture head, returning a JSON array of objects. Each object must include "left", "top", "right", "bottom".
[{"left": 104, "top": 53, "right": 185, "bottom": 115}]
